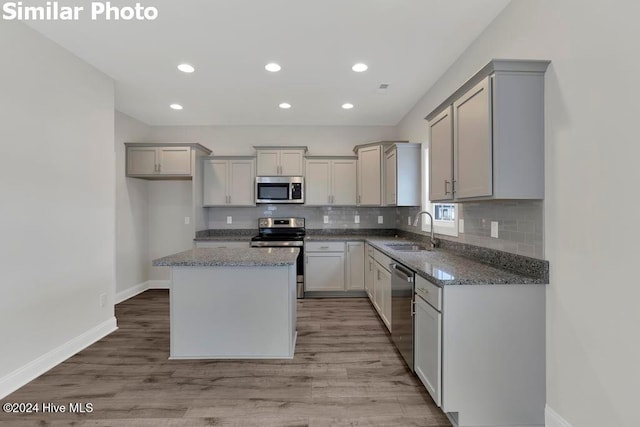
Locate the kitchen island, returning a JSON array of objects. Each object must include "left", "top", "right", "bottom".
[{"left": 153, "top": 247, "right": 299, "bottom": 359}]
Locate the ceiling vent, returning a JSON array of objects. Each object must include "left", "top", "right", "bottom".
[{"left": 376, "top": 83, "right": 390, "bottom": 94}]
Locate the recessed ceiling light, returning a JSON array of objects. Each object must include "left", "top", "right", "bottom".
[
  {"left": 279, "top": 102, "right": 292, "bottom": 109},
  {"left": 265, "top": 62, "right": 282, "bottom": 72},
  {"left": 342, "top": 103, "right": 354, "bottom": 110},
  {"left": 352, "top": 63, "right": 368, "bottom": 72},
  {"left": 170, "top": 103, "right": 183, "bottom": 110},
  {"left": 177, "top": 63, "right": 195, "bottom": 73}
]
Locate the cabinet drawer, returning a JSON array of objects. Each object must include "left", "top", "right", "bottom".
[
  {"left": 373, "top": 249, "right": 392, "bottom": 271},
  {"left": 366, "top": 243, "right": 375, "bottom": 258},
  {"left": 305, "top": 241, "right": 345, "bottom": 252},
  {"left": 415, "top": 275, "right": 442, "bottom": 311}
]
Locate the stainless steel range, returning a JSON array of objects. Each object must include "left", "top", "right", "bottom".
[{"left": 250, "top": 217, "right": 305, "bottom": 298}]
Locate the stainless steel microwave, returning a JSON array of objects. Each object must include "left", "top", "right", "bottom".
[{"left": 255, "top": 176, "right": 304, "bottom": 204}]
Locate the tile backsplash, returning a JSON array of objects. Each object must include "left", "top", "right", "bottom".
[
  {"left": 397, "top": 200, "right": 544, "bottom": 259},
  {"left": 206, "top": 206, "right": 398, "bottom": 230},
  {"left": 205, "top": 200, "right": 544, "bottom": 259}
]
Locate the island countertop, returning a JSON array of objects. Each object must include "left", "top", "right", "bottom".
[{"left": 153, "top": 247, "right": 299, "bottom": 267}]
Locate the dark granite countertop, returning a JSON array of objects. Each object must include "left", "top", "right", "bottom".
[
  {"left": 153, "top": 247, "right": 299, "bottom": 267},
  {"left": 194, "top": 229, "right": 255, "bottom": 241},
  {"left": 305, "top": 231, "right": 548, "bottom": 286},
  {"left": 365, "top": 237, "right": 545, "bottom": 286},
  {"left": 190, "top": 228, "right": 548, "bottom": 286}
]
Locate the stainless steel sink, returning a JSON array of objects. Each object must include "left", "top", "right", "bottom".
[{"left": 384, "top": 243, "right": 431, "bottom": 251}]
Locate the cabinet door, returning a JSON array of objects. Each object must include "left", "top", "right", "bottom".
[
  {"left": 358, "top": 145, "right": 382, "bottom": 205},
  {"left": 203, "top": 159, "right": 228, "bottom": 206},
  {"left": 364, "top": 255, "right": 374, "bottom": 301},
  {"left": 305, "top": 252, "right": 345, "bottom": 291},
  {"left": 384, "top": 149, "right": 397, "bottom": 205},
  {"left": 454, "top": 77, "right": 493, "bottom": 199},
  {"left": 159, "top": 147, "right": 191, "bottom": 175},
  {"left": 228, "top": 160, "right": 255, "bottom": 206},
  {"left": 280, "top": 150, "right": 304, "bottom": 176},
  {"left": 415, "top": 297, "right": 442, "bottom": 407},
  {"left": 374, "top": 262, "right": 391, "bottom": 331},
  {"left": 127, "top": 147, "right": 158, "bottom": 175},
  {"left": 380, "top": 266, "right": 392, "bottom": 331},
  {"left": 346, "top": 242, "right": 364, "bottom": 290},
  {"left": 305, "top": 159, "right": 332, "bottom": 205},
  {"left": 429, "top": 106, "right": 454, "bottom": 201},
  {"left": 332, "top": 159, "right": 357, "bottom": 205},
  {"left": 256, "top": 150, "right": 280, "bottom": 176}
]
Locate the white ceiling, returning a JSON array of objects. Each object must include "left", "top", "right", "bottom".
[{"left": 26, "top": 0, "right": 511, "bottom": 126}]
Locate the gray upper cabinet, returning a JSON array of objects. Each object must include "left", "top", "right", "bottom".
[
  {"left": 254, "top": 146, "right": 307, "bottom": 176},
  {"left": 125, "top": 143, "right": 211, "bottom": 179},
  {"left": 428, "top": 106, "right": 454, "bottom": 201},
  {"left": 203, "top": 157, "right": 255, "bottom": 206},
  {"left": 384, "top": 143, "right": 421, "bottom": 206},
  {"left": 354, "top": 141, "right": 402, "bottom": 206},
  {"left": 454, "top": 77, "right": 493, "bottom": 199},
  {"left": 426, "top": 59, "right": 550, "bottom": 202}
]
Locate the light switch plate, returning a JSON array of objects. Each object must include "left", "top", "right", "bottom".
[
  {"left": 227, "top": 216, "right": 233, "bottom": 224},
  {"left": 184, "top": 216, "right": 190, "bottom": 225},
  {"left": 491, "top": 221, "right": 499, "bottom": 238},
  {"left": 323, "top": 215, "right": 329, "bottom": 224},
  {"left": 459, "top": 219, "right": 464, "bottom": 233},
  {"left": 378, "top": 216, "right": 384, "bottom": 224},
  {"left": 354, "top": 215, "right": 360, "bottom": 224}
]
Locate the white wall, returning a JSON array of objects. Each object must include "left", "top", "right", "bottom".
[
  {"left": 0, "top": 22, "right": 116, "bottom": 396},
  {"left": 147, "top": 180, "right": 194, "bottom": 280},
  {"left": 397, "top": 1, "right": 640, "bottom": 426},
  {"left": 148, "top": 125, "right": 398, "bottom": 155},
  {"left": 115, "top": 112, "right": 151, "bottom": 297}
]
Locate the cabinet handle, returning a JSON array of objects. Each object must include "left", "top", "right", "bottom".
[
  {"left": 444, "top": 180, "right": 450, "bottom": 195},
  {"left": 452, "top": 180, "right": 456, "bottom": 194},
  {"left": 319, "top": 246, "right": 329, "bottom": 250},
  {"left": 228, "top": 195, "right": 231, "bottom": 204},
  {"left": 157, "top": 164, "right": 161, "bottom": 173},
  {"left": 357, "top": 195, "right": 361, "bottom": 204},
  {"left": 411, "top": 300, "right": 416, "bottom": 316}
]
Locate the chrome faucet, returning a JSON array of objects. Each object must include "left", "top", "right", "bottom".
[{"left": 413, "top": 210, "right": 437, "bottom": 248}]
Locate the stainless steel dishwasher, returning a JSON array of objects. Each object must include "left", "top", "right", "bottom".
[{"left": 390, "top": 262, "right": 415, "bottom": 371}]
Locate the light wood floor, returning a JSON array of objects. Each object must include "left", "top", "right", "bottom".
[{"left": 1, "top": 290, "right": 451, "bottom": 426}]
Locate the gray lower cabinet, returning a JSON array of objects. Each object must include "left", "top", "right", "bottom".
[
  {"left": 427, "top": 59, "right": 550, "bottom": 201},
  {"left": 414, "top": 274, "right": 545, "bottom": 427},
  {"left": 304, "top": 242, "right": 346, "bottom": 292},
  {"left": 345, "top": 242, "right": 364, "bottom": 290}
]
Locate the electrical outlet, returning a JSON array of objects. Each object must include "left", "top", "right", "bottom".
[
  {"left": 491, "top": 221, "right": 499, "bottom": 238},
  {"left": 459, "top": 219, "right": 464, "bottom": 233},
  {"left": 184, "top": 216, "right": 190, "bottom": 225},
  {"left": 354, "top": 215, "right": 360, "bottom": 224},
  {"left": 226, "top": 216, "right": 233, "bottom": 224},
  {"left": 408, "top": 216, "right": 411, "bottom": 226},
  {"left": 378, "top": 216, "right": 384, "bottom": 224},
  {"left": 323, "top": 215, "right": 329, "bottom": 224},
  {"left": 99, "top": 293, "right": 106, "bottom": 308}
]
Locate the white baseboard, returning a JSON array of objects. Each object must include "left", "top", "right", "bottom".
[
  {"left": 0, "top": 317, "right": 117, "bottom": 399},
  {"left": 546, "top": 405, "right": 573, "bottom": 427},
  {"left": 115, "top": 280, "right": 170, "bottom": 304},
  {"left": 147, "top": 279, "right": 170, "bottom": 289}
]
